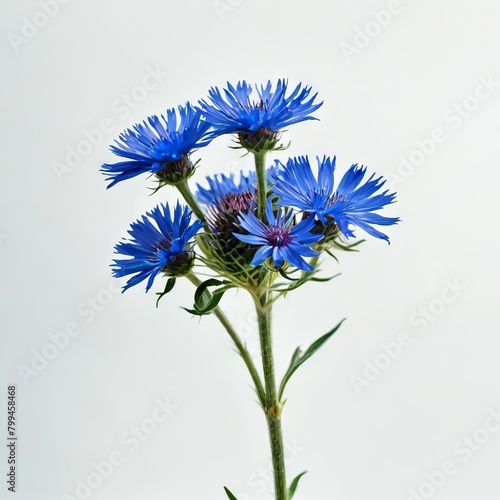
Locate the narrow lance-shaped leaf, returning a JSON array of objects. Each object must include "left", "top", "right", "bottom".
[
  {"left": 272, "top": 272, "right": 341, "bottom": 295},
  {"left": 278, "top": 319, "right": 345, "bottom": 401},
  {"left": 288, "top": 471, "right": 307, "bottom": 499},
  {"left": 333, "top": 238, "right": 365, "bottom": 252},
  {"left": 278, "top": 267, "right": 301, "bottom": 281},
  {"left": 155, "top": 278, "right": 176, "bottom": 308},
  {"left": 223, "top": 486, "right": 238, "bottom": 499}
]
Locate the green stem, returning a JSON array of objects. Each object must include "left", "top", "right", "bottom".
[
  {"left": 186, "top": 273, "right": 266, "bottom": 407},
  {"left": 254, "top": 290, "right": 287, "bottom": 500},
  {"left": 176, "top": 180, "right": 206, "bottom": 223},
  {"left": 308, "top": 255, "right": 320, "bottom": 268},
  {"left": 254, "top": 152, "right": 268, "bottom": 219}
]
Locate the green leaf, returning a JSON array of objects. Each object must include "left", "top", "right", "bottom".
[
  {"left": 223, "top": 486, "right": 238, "bottom": 499},
  {"left": 278, "top": 319, "right": 345, "bottom": 401},
  {"left": 288, "top": 471, "right": 307, "bottom": 499},
  {"left": 194, "top": 278, "right": 230, "bottom": 307},
  {"left": 182, "top": 291, "right": 224, "bottom": 316},
  {"left": 182, "top": 278, "right": 234, "bottom": 316},
  {"left": 155, "top": 278, "right": 176, "bottom": 308}
]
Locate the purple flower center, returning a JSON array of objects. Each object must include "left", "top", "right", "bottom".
[
  {"left": 154, "top": 237, "right": 172, "bottom": 252},
  {"left": 328, "top": 191, "right": 349, "bottom": 206},
  {"left": 266, "top": 226, "right": 292, "bottom": 247},
  {"left": 220, "top": 191, "right": 257, "bottom": 212}
]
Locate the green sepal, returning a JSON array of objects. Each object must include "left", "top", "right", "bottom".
[
  {"left": 288, "top": 471, "right": 307, "bottom": 499},
  {"left": 278, "top": 319, "right": 345, "bottom": 401},
  {"left": 332, "top": 238, "right": 365, "bottom": 252},
  {"left": 195, "top": 233, "right": 266, "bottom": 289},
  {"left": 278, "top": 267, "right": 301, "bottom": 281},
  {"left": 152, "top": 157, "right": 199, "bottom": 188},
  {"left": 272, "top": 270, "right": 341, "bottom": 296},
  {"left": 223, "top": 486, "right": 238, "bottom": 499},
  {"left": 155, "top": 278, "right": 176, "bottom": 308},
  {"left": 324, "top": 248, "right": 339, "bottom": 263},
  {"left": 182, "top": 278, "right": 234, "bottom": 316},
  {"left": 234, "top": 129, "right": 290, "bottom": 154}
]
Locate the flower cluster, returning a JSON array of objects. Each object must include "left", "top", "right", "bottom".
[{"left": 103, "top": 79, "right": 399, "bottom": 293}]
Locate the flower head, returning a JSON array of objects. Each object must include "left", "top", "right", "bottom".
[
  {"left": 196, "top": 163, "right": 281, "bottom": 206},
  {"left": 196, "top": 170, "right": 257, "bottom": 205},
  {"left": 273, "top": 156, "right": 399, "bottom": 243},
  {"left": 102, "top": 104, "right": 211, "bottom": 188},
  {"left": 198, "top": 80, "right": 322, "bottom": 151},
  {"left": 233, "top": 200, "right": 322, "bottom": 272},
  {"left": 112, "top": 202, "right": 202, "bottom": 292}
]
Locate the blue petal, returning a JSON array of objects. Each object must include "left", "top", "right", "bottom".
[{"left": 251, "top": 245, "right": 274, "bottom": 266}]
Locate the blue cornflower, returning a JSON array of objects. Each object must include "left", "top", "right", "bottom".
[
  {"left": 233, "top": 201, "right": 322, "bottom": 272},
  {"left": 102, "top": 104, "right": 211, "bottom": 188},
  {"left": 196, "top": 162, "right": 281, "bottom": 205},
  {"left": 196, "top": 170, "right": 257, "bottom": 205},
  {"left": 198, "top": 80, "right": 322, "bottom": 150},
  {"left": 273, "top": 156, "right": 399, "bottom": 243},
  {"left": 112, "top": 202, "right": 202, "bottom": 292}
]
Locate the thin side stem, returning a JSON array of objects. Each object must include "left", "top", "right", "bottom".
[
  {"left": 254, "top": 152, "right": 268, "bottom": 219},
  {"left": 176, "top": 180, "right": 206, "bottom": 223},
  {"left": 254, "top": 290, "right": 288, "bottom": 500},
  {"left": 186, "top": 273, "right": 266, "bottom": 407}
]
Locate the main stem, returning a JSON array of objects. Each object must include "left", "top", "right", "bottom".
[
  {"left": 255, "top": 290, "right": 287, "bottom": 500},
  {"left": 254, "top": 152, "right": 267, "bottom": 219}
]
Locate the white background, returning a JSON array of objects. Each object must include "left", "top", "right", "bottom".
[{"left": 1, "top": 1, "right": 500, "bottom": 499}]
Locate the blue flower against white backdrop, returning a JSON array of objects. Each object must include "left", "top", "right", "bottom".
[
  {"left": 102, "top": 103, "right": 211, "bottom": 188},
  {"left": 234, "top": 200, "right": 322, "bottom": 272},
  {"left": 199, "top": 79, "right": 323, "bottom": 151},
  {"left": 112, "top": 202, "right": 202, "bottom": 292},
  {"left": 196, "top": 170, "right": 257, "bottom": 205},
  {"left": 273, "top": 155, "right": 400, "bottom": 243}
]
